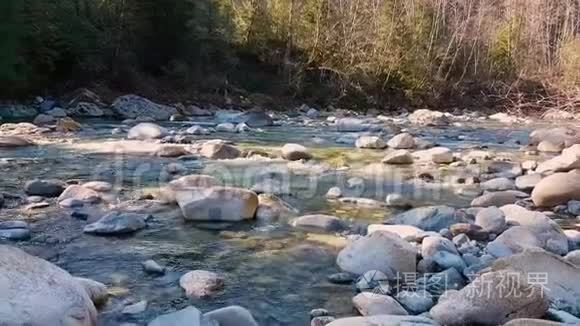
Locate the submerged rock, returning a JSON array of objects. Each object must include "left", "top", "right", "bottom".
[
  {"left": 291, "top": 214, "right": 346, "bottom": 232},
  {"left": 0, "top": 245, "right": 97, "bottom": 326},
  {"left": 204, "top": 306, "right": 258, "bottom": 326},
  {"left": 147, "top": 306, "right": 208, "bottom": 326},
  {"left": 179, "top": 270, "right": 225, "bottom": 298},
  {"left": 387, "top": 206, "right": 468, "bottom": 232},
  {"left": 255, "top": 194, "right": 298, "bottom": 220},
  {"left": 83, "top": 212, "right": 148, "bottom": 235}
]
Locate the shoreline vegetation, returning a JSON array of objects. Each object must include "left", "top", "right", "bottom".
[{"left": 1, "top": 0, "right": 578, "bottom": 111}]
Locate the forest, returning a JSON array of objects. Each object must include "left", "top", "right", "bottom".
[{"left": 1, "top": 0, "right": 579, "bottom": 109}]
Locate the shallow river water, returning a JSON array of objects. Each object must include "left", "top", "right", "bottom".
[{"left": 0, "top": 116, "right": 577, "bottom": 325}]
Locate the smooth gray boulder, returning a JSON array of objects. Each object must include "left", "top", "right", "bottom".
[
  {"left": 84, "top": 212, "right": 148, "bottom": 235},
  {"left": 204, "top": 306, "right": 258, "bottom": 326},
  {"left": 0, "top": 245, "right": 97, "bottom": 326}
]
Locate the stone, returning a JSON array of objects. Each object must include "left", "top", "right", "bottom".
[
  {"left": 84, "top": 212, "right": 148, "bottom": 235},
  {"left": 159, "top": 174, "right": 221, "bottom": 204},
  {"left": 24, "top": 179, "right": 66, "bottom": 197},
  {"left": 546, "top": 308, "right": 580, "bottom": 324},
  {"left": 449, "top": 223, "right": 488, "bottom": 241},
  {"left": 112, "top": 95, "right": 177, "bottom": 120},
  {"left": 475, "top": 207, "right": 506, "bottom": 234},
  {"left": 237, "top": 111, "right": 273, "bottom": 127},
  {"left": 311, "top": 316, "right": 336, "bottom": 326},
  {"left": 0, "top": 122, "right": 41, "bottom": 135},
  {"left": 504, "top": 319, "right": 564, "bottom": 326},
  {"left": 0, "top": 105, "right": 38, "bottom": 119},
  {"left": 382, "top": 150, "right": 414, "bottom": 165},
  {"left": 567, "top": 200, "right": 580, "bottom": 215},
  {"left": 250, "top": 179, "right": 290, "bottom": 195},
  {"left": 487, "top": 161, "right": 523, "bottom": 178},
  {"left": 430, "top": 270, "right": 549, "bottom": 326},
  {"left": 0, "top": 135, "right": 34, "bottom": 147},
  {"left": 385, "top": 193, "right": 411, "bottom": 208},
  {"left": 176, "top": 186, "right": 258, "bottom": 221},
  {"left": 75, "top": 277, "right": 108, "bottom": 306},
  {"left": 281, "top": 143, "right": 312, "bottom": 161},
  {"left": 58, "top": 185, "right": 101, "bottom": 204},
  {"left": 292, "top": 214, "right": 346, "bottom": 232},
  {"left": 356, "top": 270, "right": 389, "bottom": 291},
  {"left": 127, "top": 122, "right": 168, "bottom": 140},
  {"left": 142, "top": 260, "right": 166, "bottom": 275},
  {"left": 0, "top": 245, "right": 97, "bottom": 325},
  {"left": 338, "top": 197, "right": 386, "bottom": 208},
  {"left": 352, "top": 293, "right": 408, "bottom": 316},
  {"left": 565, "top": 250, "right": 580, "bottom": 266},
  {"left": 327, "top": 272, "right": 355, "bottom": 284},
  {"left": 486, "top": 226, "right": 543, "bottom": 257},
  {"left": 306, "top": 108, "right": 320, "bottom": 118},
  {"left": 336, "top": 231, "right": 417, "bottom": 277},
  {"left": 155, "top": 145, "right": 190, "bottom": 158},
  {"left": 522, "top": 160, "right": 538, "bottom": 171},
  {"left": 424, "top": 268, "right": 466, "bottom": 295},
  {"left": 409, "top": 109, "right": 448, "bottom": 126},
  {"left": 46, "top": 107, "right": 67, "bottom": 117},
  {"left": 55, "top": 117, "right": 82, "bottom": 132},
  {"left": 500, "top": 204, "right": 569, "bottom": 255},
  {"left": 538, "top": 140, "right": 565, "bottom": 153},
  {"left": 204, "top": 306, "right": 258, "bottom": 326},
  {"left": 255, "top": 194, "right": 298, "bottom": 220},
  {"left": 356, "top": 136, "right": 387, "bottom": 149},
  {"left": 216, "top": 123, "right": 236, "bottom": 132},
  {"left": 491, "top": 249, "right": 580, "bottom": 316},
  {"left": 515, "top": 173, "right": 543, "bottom": 191},
  {"left": 367, "top": 225, "right": 425, "bottom": 242},
  {"left": 68, "top": 102, "right": 104, "bottom": 117},
  {"left": 532, "top": 170, "right": 580, "bottom": 207},
  {"left": 179, "top": 270, "right": 224, "bottom": 298},
  {"left": 471, "top": 191, "right": 522, "bottom": 207},
  {"left": 489, "top": 112, "right": 519, "bottom": 123},
  {"left": 325, "top": 187, "right": 342, "bottom": 199},
  {"left": 33, "top": 113, "right": 56, "bottom": 125},
  {"left": 185, "top": 125, "right": 210, "bottom": 135},
  {"left": 310, "top": 308, "right": 330, "bottom": 319},
  {"left": 481, "top": 177, "right": 515, "bottom": 191},
  {"left": 387, "top": 133, "right": 415, "bottom": 149},
  {"left": 431, "top": 250, "right": 466, "bottom": 272},
  {"left": 0, "top": 221, "right": 31, "bottom": 240},
  {"left": 414, "top": 147, "right": 453, "bottom": 164},
  {"left": 396, "top": 290, "right": 434, "bottom": 314},
  {"left": 564, "top": 230, "right": 580, "bottom": 250},
  {"left": 387, "top": 206, "right": 468, "bottom": 232},
  {"left": 122, "top": 301, "right": 147, "bottom": 315},
  {"left": 82, "top": 181, "right": 113, "bottom": 192},
  {"left": 336, "top": 118, "right": 368, "bottom": 132},
  {"left": 200, "top": 140, "right": 241, "bottom": 159},
  {"left": 536, "top": 151, "right": 580, "bottom": 174},
  {"left": 326, "top": 315, "right": 438, "bottom": 326},
  {"left": 421, "top": 236, "right": 458, "bottom": 258},
  {"left": 148, "top": 306, "right": 208, "bottom": 326},
  {"left": 542, "top": 109, "right": 575, "bottom": 120}
]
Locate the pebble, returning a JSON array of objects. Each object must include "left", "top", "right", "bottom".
[{"left": 142, "top": 260, "right": 166, "bottom": 275}]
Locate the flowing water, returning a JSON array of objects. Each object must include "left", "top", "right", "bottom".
[{"left": 0, "top": 117, "right": 577, "bottom": 325}]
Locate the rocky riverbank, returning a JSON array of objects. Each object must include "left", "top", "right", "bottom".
[{"left": 1, "top": 93, "right": 579, "bottom": 325}]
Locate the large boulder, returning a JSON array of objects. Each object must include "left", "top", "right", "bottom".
[
  {"left": 536, "top": 145, "right": 580, "bottom": 174},
  {"left": 474, "top": 206, "right": 506, "bottom": 234},
  {"left": 127, "top": 122, "right": 168, "bottom": 140},
  {"left": 387, "top": 206, "right": 468, "bottom": 232},
  {"left": 24, "top": 179, "right": 66, "bottom": 197},
  {"left": 408, "top": 109, "right": 448, "bottom": 126},
  {"left": 429, "top": 270, "right": 549, "bottom": 326},
  {"left": 500, "top": 204, "right": 568, "bottom": 255},
  {"left": 0, "top": 245, "right": 97, "bottom": 325},
  {"left": 281, "top": 143, "right": 312, "bottom": 161},
  {"left": 515, "top": 173, "right": 543, "bottom": 191},
  {"left": 336, "top": 231, "right": 417, "bottom": 277},
  {"left": 200, "top": 140, "right": 241, "bottom": 159},
  {"left": 160, "top": 174, "right": 220, "bottom": 204},
  {"left": 111, "top": 95, "right": 177, "bottom": 120},
  {"left": 176, "top": 187, "right": 258, "bottom": 221},
  {"left": 532, "top": 170, "right": 580, "bottom": 207},
  {"left": 491, "top": 249, "right": 580, "bottom": 316},
  {"left": 0, "top": 135, "right": 34, "bottom": 147}
]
